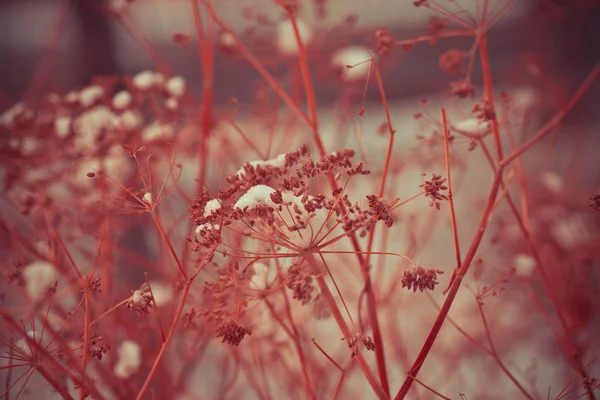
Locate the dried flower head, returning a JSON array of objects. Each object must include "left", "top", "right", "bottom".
[
  {"left": 216, "top": 319, "right": 252, "bottom": 346},
  {"left": 126, "top": 285, "right": 154, "bottom": 315},
  {"left": 345, "top": 334, "right": 377, "bottom": 358},
  {"left": 84, "top": 334, "right": 110, "bottom": 361},
  {"left": 590, "top": 193, "right": 600, "bottom": 211},
  {"left": 401, "top": 266, "right": 444, "bottom": 292},
  {"left": 420, "top": 173, "right": 448, "bottom": 210}
]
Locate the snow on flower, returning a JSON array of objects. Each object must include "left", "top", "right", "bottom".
[
  {"left": 514, "top": 254, "right": 536, "bottom": 278},
  {"left": 24, "top": 261, "right": 58, "bottom": 302},
  {"left": 73, "top": 105, "right": 116, "bottom": 151},
  {"left": 142, "top": 122, "right": 173, "bottom": 142},
  {"left": 165, "top": 76, "right": 186, "bottom": 98},
  {"left": 454, "top": 118, "right": 490, "bottom": 135},
  {"left": 234, "top": 185, "right": 277, "bottom": 211},
  {"left": 112, "top": 90, "right": 132, "bottom": 110},
  {"left": 148, "top": 281, "right": 173, "bottom": 306},
  {"left": 204, "top": 199, "right": 222, "bottom": 217},
  {"left": 276, "top": 18, "right": 313, "bottom": 56},
  {"left": 331, "top": 46, "right": 373, "bottom": 81},
  {"left": 235, "top": 153, "right": 287, "bottom": 177},
  {"left": 79, "top": 85, "right": 104, "bottom": 108},
  {"left": 114, "top": 340, "right": 142, "bottom": 379},
  {"left": 54, "top": 116, "right": 71, "bottom": 138},
  {"left": 132, "top": 70, "right": 164, "bottom": 90}
]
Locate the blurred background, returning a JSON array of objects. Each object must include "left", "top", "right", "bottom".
[{"left": 1, "top": 0, "right": 599, "bottom": 109}]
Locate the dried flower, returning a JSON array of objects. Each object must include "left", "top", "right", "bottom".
[
  {"left": 401, "top": 266, "right": 444, "bottom": 292},
  {"left": 126, "top": 285, "right": 154, "bottom": 315},
  {"left": 84, "top": 334, "right": 110, "bottom": 361},
  {"left": 216, "top": 319, "right": 252, "bottom": 346},
  {"left": 345, "top": 334, "right": 377, "bottom": 358},
  {"left": 439, "top": 48, "right": 465, "bottom": 75},
  {"left": 420, "top": 173, "right": 448, "bottom": 210},
  {"left": 450, "top": 79, "right": 475, "bottom": 98},
  {"left": 590, "top": 193, "right": 600, "bottom": 211}
]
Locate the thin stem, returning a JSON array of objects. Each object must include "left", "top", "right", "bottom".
[
  {"left": 302, "top": 251, "right": 388, "bottom": 400},
  {"left": 478, "top": 34, "right": 503, "bottom": 161},
  {"left": 475, "top": 299, "right": 534, "bottom": 399},
  {"left": 501, "top": 63, "right": 600, "bottom": 167},
  {"left": 394, "top": 167, "right": 504, "bottom": 399},
  {"left": 151, "top": 211, "right": 187, "bottom": 279},
  {"left": 136, "top": 248, "right": 215, "bottom": 399},
  {"left": 441, "top": 108, "right": 462, "bottom": 294}
]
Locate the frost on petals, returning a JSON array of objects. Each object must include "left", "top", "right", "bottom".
[
  {"left": 23, "top": 261, "right": 58, "bottom": 302},
  {"left": 114, "top": 340, "right": 142, "bottom": 379}
]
